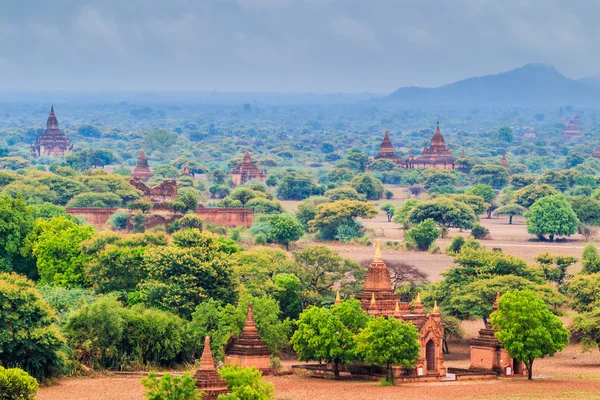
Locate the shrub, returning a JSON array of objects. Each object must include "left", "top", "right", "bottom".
[
  {"left": 0, "top": 367, "right": 39, "bottom": 400},
  {"left": 385, "top": 190, "right": 394, "bottom": 200},
  {"left": 218, "top": 366, "right": 276, "bottom": 400},
  {"left": 108, "top": 210, "right": 129, "bottom": 230},
  {"left": 428, "top": 243, "right": 441, "bottom": 254},
  {"left": 405, "top": 219, "right": 439, "bottom": 251},
  {"left": 132, "top": 211, "right": 146, "bottom": 233},
  {"left": 471, "top": 224, "right": 490, "bottom": 239},
  {"left": 128, "top": 199, "right": 154, "bottom": 214},
  {"left": 254, "top": 233, "right": 267, "bottom": 245},
  {"left": 446, "top": 235, "right": 466, "bottom": 254},
  {"left": 169, "top": 214, "right": 204, "bottom": 233},
  {"left": 141, "top": 372, "right": 200, "bottom": 400}
]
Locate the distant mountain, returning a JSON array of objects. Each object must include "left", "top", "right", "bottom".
[
  {"left": 384, "top": 64, "right": 600, "bottom": 106},
  {"left": 578, "top": 75, "right": 600, "bottom": 90}
]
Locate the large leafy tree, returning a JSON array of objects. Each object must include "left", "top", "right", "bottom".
[
  {"left": 571, "top": 308, "right": 600, "bottom": 352},
  {"left": 513, "top": 184, "right": 559, "bottom": 208},
  {"left": 350, "top": 173, "right": 385, "bottom": 200},
  {"left": 568, "top": 196, "right": 600, "bottom": 226},
  {"left": 0, "top": 195, "right": 35, "bottom": 277},
  {"left": 310, "top": 200, "right": 377, "bottom": 240},
  {"left": 291, "top": 305, "right": 355, "bottom": 377},
  {"left": 471, "top": 164, "right": 509, "bottom": 189},
  {"left": 491, "top": 290, "right": 569, "bottom": 380},
  {"left": 567, "top": 272, "right": 600, "bottom": 312},
  {"left": 276, "top": 171, "right": 316, "bottom": 200},
  {"left": 526, "top": 195, "right": 579, "bottom": 241},
  {"left": 0, "top": 272, "right": 65, "bottom": 379},
  {"left": 144, "top": 129, "right": 178, "bottom": 152},
  {"left": 355, "top": 317, "right": 420, "bottom": 383},
  {"left": 25, "top": 216, "right": 95, "bottom": 287},
  {"left": 493, "top": 203, "right": 527, "bottom": 224},
  {"left": 291, "top": 246, "right": 364, "bottom": 307},
  {"left": 408, "top": 198, "right": 477, "bottom": 231}
]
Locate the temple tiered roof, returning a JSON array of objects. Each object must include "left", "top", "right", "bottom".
[
  {"left": 562, "top": 119, "right": 583, "bottom": 137},
  {"left": 225, "top": 303, "right": 272, "bottom": 371},
  {"left": 31, "top": 106, "right": 73, "bottom": 158},
  {"left": 374, "top": 131, "right": 403, "bottom": 166},
  {"left": 132, "top": 149, "right": 153, "bottom": 182},
  {"left": 193, "top": 336, "right": 230, "bottom": 400},
  {"left": 231, "top": 150, "right": 266, "bottom": 186},
  {"left": 408, "top": 122, "right": 456, "bottom": 169}
]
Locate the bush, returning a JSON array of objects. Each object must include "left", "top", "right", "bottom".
[
  {"left": 405, "top": 219, "right": 439, "bottom": 251},
  {"left": 254, "top": 233, "right": 267, "bottom": 245},
  {"left": 128, "top": 199, "right": 154, "bottom": 214},
  {"left": 385, "top": 190, "right": 394, "bottom": 200},
  {"left": 0, "top": 367, "right": 39, "bottom": 400},
  {"left": 132, "top": 211, "right": 146, "bottom": 233},
  {"left": 141, "top": 372, "right": 200, "bottom": 400},
  {"left": 218, "top": 366, "right": 276, "bottom": 400},
  {"left": 108, "top": 210, "right": 129, "bottom": 230},
  {"left": 169, "top": 214, "right": 204, "bottom": 233},
  {"left": 428, "top": 243, "right": 441, "bottom": 254},
  {"left": 445, "top": 235, "right": 466, "bottom": 254},
  {"left": 471, "top": 224, "right": 490, "bottom": 239}
]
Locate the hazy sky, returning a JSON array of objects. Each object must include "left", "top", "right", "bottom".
[{"left": 1, "top": 0, "right": 599, "bottom": 93}]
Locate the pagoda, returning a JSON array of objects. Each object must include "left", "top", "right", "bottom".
[
  {"left": 231, "top": 150, "right": 266, "bottom": 186},
  {"left": 593, "top": 146, "right": 600, "bottom": 159},
  {"left": 225, "top": 303, "right": 272, "bottom": 371},
  {"left": 356, "top": 240, "right": 445, "bottom": 377},
  {"left": 562, "top": 119, "right": 583, "bottom": 137},
  {"left": 131, "top": 149, "right": 153, "bottom": 182},
  {"left": 193, "top": 336, "right": 230, "bottom": 400},
  {"left": 31, "top": 106, "right": 73, "bottom": 158},
  {"left": 407, "top": 122, "right": 456, "bottom": 170},
  {"left": 181, "top": 162, "right": 192, "bottom": 177},
  {"left": 469, "top": 293, "right": 524, "bottom": 376},
  {"left": 500, "top": 152, "right": 509, "bottom": 167},
  {"left": 373, "top": 131, "right": 403, "bottom": 167}
]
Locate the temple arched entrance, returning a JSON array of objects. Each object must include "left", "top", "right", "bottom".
[{"left": 426, "top": 339, "right": 436, "bottom": 372}]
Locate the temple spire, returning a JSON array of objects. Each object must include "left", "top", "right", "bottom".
[
  {"left": 373, "top": 239, "right": 382, "bottom": 262},
  {"left": 50, "top": 105, "right": 55, "bottom": 117},
  {"left": 493, "top": 292, "right": 500, "bottom": 311},
  {"left": 370, "top": 292, "right": 377, "bottom": 308},
  {"left": 432, "top": 301, "right": 439, "bottom": 314},
  {"left": 194, "top": 336, "right": 230, "bottom": 399},
  {"left": 334, "top": 291, "right": 341, "bottom": 305},
  {"left": 200, "top": 336, "right": 215, "bottom": 370}
]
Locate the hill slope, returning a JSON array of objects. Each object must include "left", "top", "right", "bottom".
[{"left": 384, "top": 64, "right": 600, "bottom": 106}]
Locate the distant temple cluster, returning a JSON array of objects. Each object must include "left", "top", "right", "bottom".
[
  {"left": 31, "top": 106, "right": 73, "bottom": 157},
  {"left": 375, "top": 122, "right": 457, "bottom": 170}
]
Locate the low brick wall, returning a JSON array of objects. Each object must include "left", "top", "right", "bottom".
[
  {"left": 66, "top": 208, "right": 119, "bottom": 226},
  {"left": 196, "top": 208, "right": 254, "bottom": 228}
]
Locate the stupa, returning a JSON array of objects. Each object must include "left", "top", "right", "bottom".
[
  {"left": 231, "top": 150, "right": 266, "bottom": 186},
  {"left": 131, "top": 149, "right": 153, "bottom": 182},
  {"left": 181, "top": 162, "right": 192, "bottom": 177},
  {"left": 31, "top": 106, "right": 73, "bottom": 157},
  {"left": 225, "top": 303, "right": 272, "bottom": 371},
  {"left": 469, "top": 293, "right": 524, "bottom": 376},
  {"left": 374, "top": 130, "right": 403, "bottom": 167},
  {"left": 356, "top": 240, "right": 446, "bottom": 376},
  {"left": 593, "top": 146, "right": 600, "bottom": 159},
  {"left": 500, "top": 152, "right": 509, "bottom": 167},
  {"left": 562, "top": 119, "right": 583, "bottom": 137},
  {"left": 407, "top": 122, "right": 456, "bottom": 170},
  {"left": 193, "top": 336, "right": 230, "bottom": 400}
]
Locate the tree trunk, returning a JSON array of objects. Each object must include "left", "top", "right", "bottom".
[
  {"left": 509, "top": 216, "right": 513, "bottom": 224},
  {"left": 442, "top": 337, "right": 449, "bottom": 354},
  {"left": 285, "top": 242, "right": 289, "bottom": 251},
  {"left": 387, "top": 362, "right": 394, "bottom": 383},
  {"left": 527, "top": 359, "right": 533, "bottom": 380},
  {"left": 482, "top": 317, "right": 489, "bottom": 327},
  {"left": 334, "top": 360, "right": 340, "bottom": 378},
  {"left": 549, "top": 234, "right": 554, "bottom": 242},
  {"left": 487, "top": 210, "right": 492, "bottom": 219}
]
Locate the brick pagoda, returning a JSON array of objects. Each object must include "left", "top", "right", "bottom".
[
  {"left": 231, "top": 150, "right": 266, "bottom": 186},
  {"left": 500, "top": 152, "right": 509, "bottom": 167},
  {"left": 356, "top": 241, "right": 446, "bottom": 377},
  {"left": 407, "top": 122, "right": 456, "bottom": 170},
  {"left": 31, "top": 106, "right": 73, "bottom": 158},
  {"left": 225, "top": 303, "right": 272, "bottom": 371},
  {"left": 593, "top": 146, "right": 600, "bottom": 159},
  {"left": 181, "top": 162, "right": 192, "bottom": 177},
  {"left": 374, "top": 130, "right": 403, "bottom": 166},
  {"left": 132, "top": 149, "right": 153, "bottom": 182},
  {"left": 193, "top": 336, "right": 230, "bottom": 400},
  {"left": 469, "top": 293, "right": 524, "bottom": 376},
  {"left": 562, "top": 119, "right": 583, "bottom": 137}
]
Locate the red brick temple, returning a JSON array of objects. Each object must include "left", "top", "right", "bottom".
[
  {"left": 500, "top": 152, "right": 509, "bottom": 167},
  {"left": 193, "top": 336, "right": 230, "bottom": 400},
  {"left": 592, "top": 146, "right": 600, "bottom": 159},
  {"left": 407, "top": 122, "right": 456, "bottom": 170},
  {"left": 374, "top": 130, "right": 403, "bottom": 166},
  {"left": 356, "top": 241, "right": 446, "bottom": 377},
  {"left": 225, "top": 303, "right": 272, "bottom": 371},
  {"left": 31, "top": 106, "right": 73, "bottom": 158},
  {"left": 132, "top": 149, "right": 153, "bottom": 182},
  {"left": 469, "top": 293, "right": 524, "bottom": 377},
  {"left": 130, "top": 178, "right": 177, "bottom": 202},
  {"left": 181, "top": 162, "right": 192, "bottom": 177},
  {"left": 231, "top": 150, "right": 266, "bottom": 186},
  {"left": 562, "top": 119, "right": 583, "bottom": 137}
]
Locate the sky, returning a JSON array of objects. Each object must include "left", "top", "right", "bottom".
[{"left": 1, "top": 0, "right": 599, "bottom": 93}]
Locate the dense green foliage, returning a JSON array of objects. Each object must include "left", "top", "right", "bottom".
[{"left": 0, "top": 366, "right": 39, "bottom": 400}]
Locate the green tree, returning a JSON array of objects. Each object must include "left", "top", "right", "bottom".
[
  {"left": 245, "top": 198, "right": 283, "bottom": 215},
  {"left": 0, "top": 272, "right": 65, "bottom": 379},
  {"left": 291, "top": 306, "right": 355, "bottom": 377},
  {"left": 405, "top": 218, "right": 439, "bottom": 251},
  {"left": 567, "top": 273, "right": 600, "bottom": 312},
  {"left": 267, "top": 214, "right": 304, "bottom": 250},
  {"left": 67, "top": 192, "right": 124, "bottom": 208},
  {"left": 408, "top": 198, "right": 477, "bottom": 232},
  {"left": 324, "top": 187, "right": 365, "bottom": 202},
  {"left": 391, "top": 199, "right": 418, "bottom": 225},
  {"left": 498, "top": 126, "right": 514, "bottom": 143},
  {"left": 509, "top": 174, "right": 537, "bottom": 190},
  {"left": 513, "top": 184, "right": 559, "bottom": 208},
  {"left": 25, "top": 216, "right": 95, "bottom": 287},
  {"left": 310, "top": 200, "right": 377, "bottom": 241},
  {"left": 526, "top": 195, "right": 579, "bottom": 241},
  {"left": 471, "top": 164, "right": 509, "bottom": 189},
  {"left": 447, "top": 194, "right": 488, "bottom": 216},
  {"left": 581, "top": 243, "right": 600, "bottom": 274},
  {"left": 355, "top": 317, "right": 420, "bottom": 383},
  {"left": 0, "top": 195, "right": 35, "bottom": 277},
  {"left": 346, "top": 151, "right": 369, "bottom": 172},
  {"left": 571, "top": 308, "right": 600, "bottom": 351},
  {"left": 350, "top": 173, "right": 384, "bottom": 200},
  {"left": 380, "top": 203, "right": 395, "bottom": 222},
  {"left": 491, "top": 290, "right": 569, "bottom": 380},
  {"left": 294, "top": 196, "right": 329, "bottom": 229},
  {"left": 569, "top": 196, "right": 600, "bottom": 226},
  {"left": 276, "top": 171, "right": 316, "bottom": 200},
  {"left": 144, "top": 129, "right": 178, "bottom": 152},
  {"left": 141, "top": 372, "right": 200, "bottom": 400},
  {"left": 493, "top": 204, "right": 527, "bottom": 224}
]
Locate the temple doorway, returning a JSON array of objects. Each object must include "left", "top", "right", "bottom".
[
  {"left": 426, "top": 340, "right": 436, "bottom": 372},
  {"left": 513, "top": 359, "right": 523, "bottom": 374}
]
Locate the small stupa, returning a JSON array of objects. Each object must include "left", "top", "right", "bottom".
[
  {"left": 225, "top": 303, "right": 272, "bottom": 371},
  {"left": 181, "top": 162, "right": 192, "bottom": 177},
  {"left": 500, "top": 152, "right": 509, "bottom": 167},
  {"left": 131, "top": 149, "right": 153, "bottom": 182},
  {"left": 193, "top": 336, "right": 230, "bottom": 400}
]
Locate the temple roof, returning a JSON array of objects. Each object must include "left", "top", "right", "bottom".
[
  {"left": 193, "top": 336, "right": 230, "bottom": 399},
  {"left": 47, "top": 105, "right": 58, "bottom": 129},
  {"left": 413, "top": 122, "right": 456, "bottom": 164},
  {"left": 132, "top": 149, "right": 153, "bottom": 181},
  {"left": 31, "top": 106, "right": 72, "bottom": 157},
  {"left": 225, "top": 303, "right": 271, "bottom": 357},
  {"left": 374, "top": 130, "right": 402, "bottom": 163}
]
